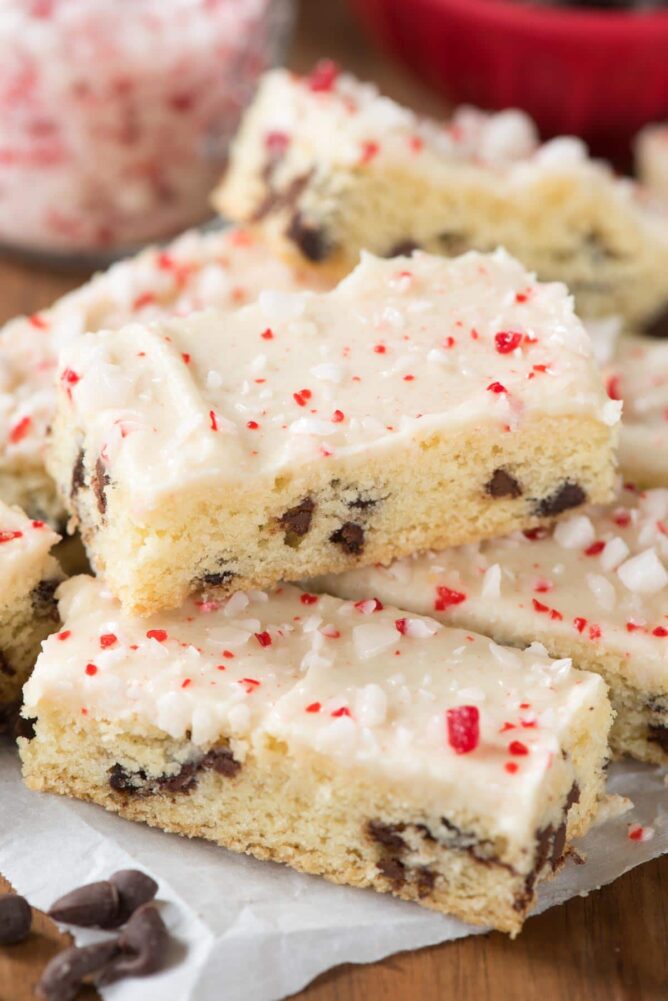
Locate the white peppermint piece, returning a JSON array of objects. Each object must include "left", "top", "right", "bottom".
[
  {"left": 481, "top": 563, "right": 502, "bottom": 599},
  {"left": 355, "top": 684, "right": 388, "bottom": 726},
  {"left": 600, "top": 536, "right": 630, "bottom": 572},
  {"left": 586, "top": 573, "right": 616, "bottom": 611},
  {"left": 353, "top": 622, "right": 400, "bottom": 660},
  {"left": 618, "top": 549, "right": 668, "bottom": 595},
  {"left": 554, "top": 515, "right": 596, "bottom": 550}
]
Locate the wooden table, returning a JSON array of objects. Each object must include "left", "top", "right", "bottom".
[{"left": 1, "top": 3, "right": 667, "bottom": 999}]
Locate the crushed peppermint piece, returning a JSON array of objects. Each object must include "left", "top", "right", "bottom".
[{"left": 446, "top": 705, "right": 479, "bottom": 754}]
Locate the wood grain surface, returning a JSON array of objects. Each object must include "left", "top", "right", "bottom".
[{"left": 1, "top": 3, "right": 666, "bottom": 999}]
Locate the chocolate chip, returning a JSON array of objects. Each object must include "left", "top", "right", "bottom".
[
  {"left": 31, "top": 578, "right": 60, "bottom": 621},
  {"left": 99, "top": 905, "right": 168, "bottom": 985},
  {"left": 438, "top": 231, "right": 470, "bottom": 255},
  {"left": 376, "top": 857, "right": 406, "bottom": 888},
  {"left": 0, "top": 894, "right": 31, "bottom": 945},
  {"left": 109, "top": 763, "right": 145, "bottom": 794},
  {"left": 550, "top": 819, "right": 568, "bottom": 869},
  {"left": 347, "top": 493, "right": 380, "bottom": 511},
  {"left": 385, "top": 239, "right": 421, "bottom": 258},
  {"left": 110, "top": 870, "right": 159, "bottom": 926},
  {"left": 485, "top": 468, "right": 523, "bottom": 499},
  {"left": 415, "top": 867, "right": 436, "bottom": 898},
  {"left": 648, "top": 723, "right": 668, "bottom": 753},
  {"left": 90, "top": 456, "right": 110, "bottom": 516},
  {"left": 534, "top": 481, "right": 587, "bottom": 517},
  {"left": 565, "top": 782, "right": 581, "bottom": 812},
  {"left": 109, "top": 761, "right": 198, "bottom": 796},
  {"left": 279, "top": 496, "right": 315, "bottom": 546},
  {"left": 644, "top": 303, "right": 668, "bottom": 339},
  {"left": 11, "top": 707, "right": 36, "bottom": 742},
  {"left": 329, "top": 521, "right": 364, "bottom": 555},
  {"left": 199, "top": 569, "right": 235, "bottom": 588},
  {"left": 158, "top": 762, "right": 198, "bottom": 794},
  {"left": 48, "top": 881, "right": 120, "bottom": 930},
  {"left": 37, "top": 940, "right": 119, "bottom": 1001},
  {"left": 201, "top": 747, "right": 241, "bottom": 778},
  {"left": 367, "top": 820, "right": 407, "bottom": 854},
  {"left": 0, "top": 651, "right": 15, "bottom": 677},
  {"left": 70, "top": 449, "right": 85, "bottom": 498},
  {"left": 285, "top": 212, "right": 330, "bottom": 262},
  {"left": 252, "top": 171, "right": 312, "bottom": 223}
]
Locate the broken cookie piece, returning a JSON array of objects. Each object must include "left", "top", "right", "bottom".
[{"left": 20, "top": 576, "right": 611, "bottom": 935}]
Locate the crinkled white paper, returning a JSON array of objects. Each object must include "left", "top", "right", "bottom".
[{"left": 1, "top": 748, "right": 666, "bottom": 1001}]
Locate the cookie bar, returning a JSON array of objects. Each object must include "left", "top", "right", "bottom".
[
  {"left": 47, "top": 249, "right": 618, "bottom": 615},
  {"left": 20, "top": 576, "right": 612, "bottom": 935},
  {"left": 215, "top": 64, "right": 668, "bottom": 329},
  {"left": 636, "top": 124, "right": 668, "bottom": 204},
  {"left": 0, "top": 226, "right": 327, "bottom": 526},
  {"left": 315, "top": 484, "right": 668, "bottom": 764},
  {"left": 0, "top": 502, "right": 62, "bottom": 729},
  {"left": 605, "top": 335, "right": 668, "bottom": 488}
]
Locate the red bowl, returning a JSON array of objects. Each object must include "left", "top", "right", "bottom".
[{"left": 349, "top": 0, "right": 668, "bottom": 163}]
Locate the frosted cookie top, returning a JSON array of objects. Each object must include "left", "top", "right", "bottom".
[
  {"left": 0, "top": 227, "right": 324, "bottom": 473},
  {"left": 24, "top": 575, "right": 605, "bottom": 839},
  {"left": 229, "top": 65, "right": 661, "bottom": 211},
  {"left": 0, "top": 501, "right": 59, "bottom": 602},
  {"left": 55, "top": 249, "right": 618, "bottom": 504},
  {"left": 317, "top": 485, "right": 668, "bottom": 693}
]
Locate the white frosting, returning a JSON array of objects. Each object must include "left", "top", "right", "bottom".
[
  {"left": 606, "top": 335, "right": 668, "bottom": 486},
  {"left": 55, "top": 249, "right": 614, "bottom": 507},
  {"left": 0, "top": 500, "right": 59, "bottom": 605},
  {"left": 0, "top": 227, "right": 324, "bottom": 479},
  {"left": 317, "top": 486, "right": 668, "bottom": 694},
  {"left": 24, "top": 576, "right": 606, "bottom": 840}
]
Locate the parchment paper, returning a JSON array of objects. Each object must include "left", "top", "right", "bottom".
[{"left": 1, "top": 748, "right": 666, "bottom": 1001}]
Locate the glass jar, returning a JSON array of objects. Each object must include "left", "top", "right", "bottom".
[{"left": 0, "top": 0, "right": 294, "bottom": 263}]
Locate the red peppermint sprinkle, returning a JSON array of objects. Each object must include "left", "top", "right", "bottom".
[
  {"left": 446, "top": 705, "right": 479, "bottom": 754},
  {"left": 408, "top": 135, "right": 424, "bottom": 153},
  {"left": 306, "top": 702, "right": 321, "bottom": 713},
  {"left": 434, "top": 585, "right": 466, "bottom": 612},
  {"left": 85, "top": 663, "right": 98, "bottom": 677},
  {"left": 247, "top": 420, "right": 259, "bottom": 430},
  {"left": 209, "top": 410, "right": 218, "bottom": 431},
  {"left": 264, "top": 130, "right": 290, "bottom": 155},
  {"left": 589, "top": 624, "right": 602, "bottom": 640},
  {"left": 321, "top": 625, "right": 341, "bottom": 639},
  {"left": 505, "top": 762, "right": 519, "bottom": 774},
  {"left": 0, "top": 531, "right": 22, "bottom": 543},
  {"left": 32, "top": 520, "right": 45, "bottom": 529},
  {"left": 57, "top": 630, "right": 71, "bottom": 641},
  {"left": 28, "top": 313, "right": 49, "bottom": 330},
  {"left": 100, "top": 633, "right": 117, "bottom": 648},
  {"left": 626, "top": 621, "right": 645, "bottom": 633},
  {"left": 307, "top": 59, "right": 339, "bottom": 92},
  {"left": 61, "top": 368, "right": 80, "bottom": 386},
  {"left": 331, "top": 706, "right": 351, "bottom": 718},
  {"left": 146, "top": 629, "right": 167, "bottom": 642},
  {"left": 255, "top": 631, "right": 272, "bottom": 648},
  {"left": 261, "top": 328, "right": 274, "bottom": 340},
  {"left": 515, "top": 292, "right": 529, "bottom": 303},
  {"left": 222, "top": 650, "right": 235, "bottom": 659},
  {"left": 509, "top": 740, "right": 529, "bottom": 756},
  {"left": 585, "top": 541, "right": 605, "bottom": 556},
  {"left": 606, "top": 375, "right": 622, "bottom": 401},
  {"left": 181, "top": 678, "right": 192, "bottom": 688},
  {"left": 494, "top": 331, "right": 522, "bottom": 354},
  {"left": 300, "top": 593, "right": 319, "bottom": 605},
  {"left": 403, "top": 374, "right": 415, "bottom": 382},
  {"left": 613, "top": 510, "right": 631, "bottom": 528},
  {"left": 532, "top": 598, "right": 562, "bottom": 621},
  {"left": 395, "top": 618, "right": 408, "bottom": 634},
  {"left": 354, "top": 598, "right": 384, "bottom": 614},
  {"left": 574, "top": 617, "right": 588, "bottom": 634},
  {"left": 653, "top": 626, "right": 668, "bottom": 637},
  {"left": 524, "top": 527, "right": 549, "bottom": 541},
  {"left": 499, "top": 722, "right": 516, "bottom": 733},
  {"left": 487, "top": 382, "right": 508, "bottom": 394},
  {"left": 331, "top": 409, "right": 345, "bottom": 423},
  {"left": 359, "top": 140, "right": 380, "bottom": 165},
  {"left": 373, "top": 343, "right": 386, "bottom": 354},
  {"left": 9, "top": 416, "right": 31, "bottom": 444},
  {"left": 181, "top": 353, "right": 191, "bottom": 365},
  {"left": 132, "top": 291, "right": 156, "bottom": 311},
  {"left": 239, "top": 677, "right": 260, "bottom": 693}
]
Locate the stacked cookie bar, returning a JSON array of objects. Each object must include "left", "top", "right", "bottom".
[{"left": 13, "top": 60, "right": 668, "bottom": 937}]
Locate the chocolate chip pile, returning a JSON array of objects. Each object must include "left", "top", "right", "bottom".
[{"left": 0, "top": 868, "right": 170, "bottom": 1001}]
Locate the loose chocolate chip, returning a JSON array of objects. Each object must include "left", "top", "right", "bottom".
[
  {"left": 90, "top": 456, "right": 110, "bottom": 516},
  {"left": 648, "top": 723, "right": 668, "bottom": 753},
  {"left": 0, "top": 651, "right": 15, "bottom": 677},
  {"left": 377, "top": 857, "right": 406, "bottom": 888},
  {"left": 99, "top": 904, "right": 168, "bottom": 985},
  {"left": 199, "top": 569, "right": 235, "bottom": 588},
  {"left": 0, "top": 894, "right": 31, "bottom": 945},
  {"left": 534, "top": 481, "right": 587, "bottom": 518},
  {"left": 110, "top": 870, "right": 159, "bottom": 926},
  {"left": 367, "top": 820, "right": 407, "bottom": 854},
  {"left": 201, "top": 747, "right": 241, "bottom": 778},
  {"left": 329, "top": 521, "right": 365, "bottom": 555},
  {"left": 279, "top": 496, "right": 315, "bottom": 546},
  {"left": 49, "top": 881, "right": 120, "bottom": 930},
  {"left": 285, "top": 212, "right": 330, "bottom": 262},
  {"left": 37, "top": 940, "right": 119, "bottom": 1001},
  {"left": 385, "top": 239, "right": 421, "bottom": 258},
  {"left": 485, "top": 468, "right": 523, "bottom": 499},
  {"left": 70, "top": 449, "right": 85, "bottom": 499}
]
